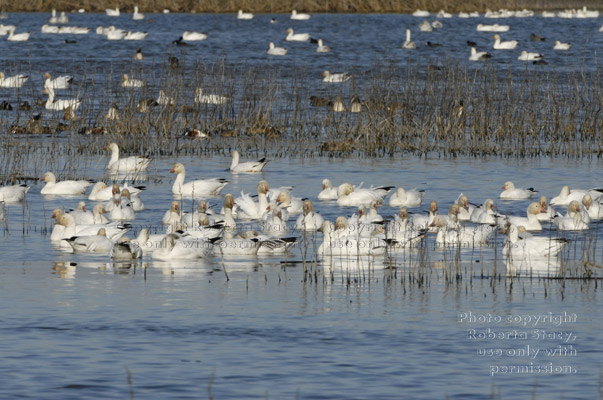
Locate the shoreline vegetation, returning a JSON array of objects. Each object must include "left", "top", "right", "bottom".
[{"left": 3, "top": 1, "right": 603, "bottom": 14}]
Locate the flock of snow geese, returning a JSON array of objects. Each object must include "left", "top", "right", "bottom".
[{"left": 1, "top": 144, "right": 601, "bottom": 269}]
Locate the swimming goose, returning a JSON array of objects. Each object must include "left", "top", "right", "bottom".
[
  {"left": 57, "top": 213, "right": 129, "bottom": 242},
  {"left": 65, "top": 228, "right": 114, "bottom": 254},
  {"left": 110, "top": 237, "right": 142, "bottom": 260},
  {"left": 88, "top": 182, "right": 144, "bottom": 202},
  {"left": 492, "top": 34, "right": 518, "bottom": 50},
  {"left": 285, "top": 28, "right": 310, "bottom": 42},
  {"left": 69, "top": 201, "right": 94, "bottom": 224},
  {"left": 419, "top": 20, "right": 433, "bottom": 32},
  {"left": 7, "top": 27, "right": 29, "bottom": 41},
  {"left": 41, "top": 24, "right": 60, "bottom": 34},
  {"left": 469, "top": 199, "right": 499, "bottom": 224},
  {"left": 530, "top": 33, "right": 545, "bottom": 41},
  {"left": 318, "top": 179, "right": 338, "bottom": 200},
  {"left": 336, "top": 183, "right": 392, "bottom": 207},
  {"left": 45, "top": 85, "right": 81, "bottom": 111},
  {"left": 121, "top": 188, "right": 144, "bottom": 212},
  {"left": 157, "top": 90, "right": 175, "bottom": 106},
  {"left": 162, "top": 201, "right": 182, "bottom": 225},
  {"left": 40, "top": 172, "right": 92, "bottom": 195},
  {"left": 151, "top": 233, "right": 215, "bottom": 260},
  {"left": 121, "top": 74, "right": 145, "bottom": 88},
  {"left": 291, "top": 10, "right": 310, "bottom": 20},
  {"left": 385, "top": 208, "right": 427, "bottom": 248},
  {"left": 553, "top": 40, "right": 571, "bottom": 50},
  {"left": 214, "top": 232, "right": 261, "bottom": 256},
  {"left": 276, "top": 191, "right": 304, "bottom": 214},
  {"left": 0, "top": 72, "right": 28, "bottom": 88},
  {"left": 350, "top": 97, "right": 363, "bottom": 112},
  {"left": 499, "top": 202, "right": 546, "bottom": 231},
  {"left": 182, "top": 200, "right": 217, "bottom": 227},
  {"left": 170, "top": 162, "right": 229, "bottom": 198},
  {"left": 430, "top": 214, "right": 491, "bottom": 247},
  {"left": 182, "top": 31, "right": 207, "bottom": 41},
  {"left": 237, "top": 10, "right": 253, "bottom": 20},
  {"left": 582, "top": 194, "right": 603, "bottom": 220},
  {"left": 194, "top": 88, "right": 229, "bottom": 105},
  {"left": 230, "top": 150, "right": 269, "bottom": 173},
  {"left": 318, "top": 220, "right": 387, "bottom": 258},
  {"left": 132, "top": 6, "right": 144, "bottom": 20},
  {"left": 106, "top": 7, "right": 119, "bottom": 16},
  {"left": 331, "top": 97, "right": 346, "bottom": 112},
  {"left": 536, "top": 196, "right": 555, "bottom": 221},
  {"left": 553, "top": 201, "right": 589, "bottom": 230},
  {"left": 106, "top": 142, "right": 151, "bottom": 173},
  {"left": 469, "top": 47, "right": 492, "bottom": 61},
  {"left": 413, "top": 10, "right": 430, "bottom": 17},
  {"left": 322, "top": 70, "right": 351, "bottom": 83},
  {"left": 503, "top": 223, "right": 568, "bottom": 259},
  {"left": 455, "top": 193, "right": 476, "bottom": 221},
  {"left": 124, "top": 31, "right": 148, "bottom": 40},
  {"left": 518, "top": 50, "right": 543, "bottom": 61},
  {"left": 294, "top": 199, "right": 324, "bottom": 231},
  {"left": 133, "top": 48, "right": 143, "bottom": 60},
  {"left": 403, "top": 28, "right": 416, "bottom": 49},
  {"left": 105, "top": 27, "right": 126, "bottom": 40},
  {"left": 44, "top": 72, "right": 73, "bottom": 89},
  {"left": 261, "top": 205, "right": 289, "bottom": 237},
  {"left": 267, "top": 42, "right": 287, "bottom": 55},
  {"left": 108, "top": 190, "right": 136, "bottom": 221},
  {"left": 0, "top": 184, "right": 29, "bottom": 203},
  {"left": 388, "top": 187, "right": 424, "bottom": 208},
  {"left": 476, "top": 24, "right": 509, "bottom": 32},
  {"left": 550, "top": 185, "right": 602, "bottom": 206},
  {"left": 316, "top": 39, "right": 330, "bottom": 53},
  {"left": 49, "top": 9, "right": 58, "bottom": 23},
  {"left": 235, "top": 180, "right": 270, "bottom": 220},
  {"left": 500, "top": 181, "right": 537, "bottom": 200}
]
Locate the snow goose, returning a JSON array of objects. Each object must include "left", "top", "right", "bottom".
[
  {"left": 0, "top": 184, "right": 29, "bottom": 203},
  {"left": 88, "top": 182, "right": 144, "bottom": 201},
  {"left": 553, "top": 201, "right": 589, "bottom": 230},
  {"left": 518, "top": 50, "right": 543, "bottom": 61},
  {"left": 182, "top": 31, "right": 207, "bottom": 41},
  {"left": 550, "top": 185, "right": 602, "bottom": 206},
  {"left": 237, "top": 10, "right": 253, "bottom": 20},
  {"left": 322, "top": 70, "right": 351, "bottom": 83},
  {"left": 121, "top": 74, "right": 145, "bottom": 88},
  {"left": 430, "top": 214, "right": 491, "bottom": 247},
  {"left": 49, "top": 9, "right": 58, "bottom": 23},
  {"left": 151, "top": 233, "right": 215, "bottom": 260},
  {"left": 582, "top": 194, "right": 603, "bottom": 221},
  {"left": 106, "top": 7, "right": 120, "bottom": 16},
  {"left": 403, "top": 28, "right": 416, "bottom": 49},
  {"left": 162, "top": 201, "right": 182, "bottom": 225},
  {"left": 476, "top": 24, "right": 509, "bottom": 32},
  {"left": 105, "top": 27, "right": 126, "bottom": 40},
  {"left": 236, "top": 181, "right": 270, "bottom": 220},
  {"left": 318, "top": 220, "right": 387, "bottom": 258},
  {"left": 316, "top": 39, "right": 330, "bottom": 53},
  {"left": 7, "top": 27, "right": 29, "bottom": 42},
  {"left": 124, "top": 31, "right": 147, "bottom": 40},
  {"left": 121, "top": 188, "right": 143, "bottom": 212},
  {"left": 455, "top": 193, "right": 476, "bottom": 221},
  {"left": 469, "top": 47, "right": 492, "bottom": 61},
  {"left": 181, "top": 214, "right": 224, "bottom": 240},
  {"left": 41, "top": 24, "right": 60, "bottom": 34},
  {"left": 230, "top": 150, "right": 268, "bottom": 173},
  {"left": 295, "top": 199, "right": 324, "bottom": 231},
  {"left": 45, "top": 85, "right": 81, "bottom": 111},
  {"left": 291, "top": 10, "right": 310, "bottom": 20},
  {"left": 106, "top": 143, "right": 151, "bottom": 173},
  {"left": 132, "top": 6, "right": 144, "bottom": 20},
  {"left": 419, "top": 20, "right": 433, "bottom": 32},
  {"left": 69, "top": 201, "right": 95, "bottom": 224},
  {"left": 385, "top": 208, "right": 427, "bottom": 248},
  {"left": 553, "top": 40, "right": 571, "bottom": 50},
  {"left": 221, "top": 194, "right": 237, "bottom": 231},
  {"left": 492, "top": 34, "right": 518, "bottom": 50},
  {"left": 336, "top": 183, "right": 392, "bottom": 207},
  {"left": 536, "top": 195, "right": 555, "bottom": 221},
  {"left": 276, "top": 191, "right": 303, "bottom": 215},
  {"left": 182, "top": 200, "right": 211, "bottom": 227},
  {"left": 156, "top": 90, "right": 175, "bottom": 106},
  {"left": 0, "top": 72, "right": 28, "bottom": 88},
  {"left": 44, "top": 72, "right": 73, "bottom": 89},
  {"left": 500, "top": 202, "right": 546, "bottom": 231},
  {"left": 503, "top": 223, "right": 568, "bottom": 259},
  {"left": 133, "top": 48, "right": 143, "bottom": 60},
  {"left": 110, "top": 237, "right": 142, "bottom": 260},
  {"left": 500, "top": 181, "right": 537, "bottom": 200},
  {"left": 318, "top": 179, "right": 338, "bottom": 200},
  {"left": 170, "top": 162, "right": 229, "bottom": 198},
  {"left": 40, "top": 172, "right": 92, "bottom": 195},
  {"left": 285, "top": 28, "right": 310, "bottom": 42},
  {"left": 109, "top": 190, "right": 136, "bottom": 221},
  {"left": 57, "top": 11, "right": 68, "bottom": 24},
  {"left": 469, "top": 199, "right": 499, "bottom": 224},
  {"left": 389, "top": 187, "right": 424, "bottom": 208},
  {"left": 194, "top": 88, "right": 229, "bottom": 105},
  {"left": 267, "top": 42, "right": 287, "bottom": 55},
  {"left": 65, "top": 228, "right": 114, "bottom": 253},
  {"left": 413, "top": 10, "right": 430, "bottom": 17},
  {"left": 58, "top": 213, "right": 129, "bottom": 242},
  {"left": 261, "top": 205, "right": 289, "bottom": 237},
  {"left": 214, "top": 232, "right": 261, "bottom": 256}
]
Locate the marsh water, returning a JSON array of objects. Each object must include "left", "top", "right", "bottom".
[{"left": 1, "top": 11, "right": 602, "bottom": 399}]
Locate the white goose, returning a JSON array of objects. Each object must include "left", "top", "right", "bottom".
[
  {"left": 295, "top": 199, "right": 324, "bottom": 231},
  {"left": 170, "top": 162, "right": 229, "bottom": 198},
  {"left": 88, "top": 182, "right": 144, "bottom": 201},
  {"left": 318, "top": 220, "right": 387, "bottom": 258},
  {"left": 40, "top": 172, "right": 91, "bottom": 195},
  {"left": 57, "top": 213, "right": 129, "bottom": 242},
  {"left": 214, "top": 232, "right": 261, "bottom": 256},
  {"left": 69, "top": 201, "right": 94, "bottom": 224},
  {"left": 237, "top": 9, "right": 253, "bottom": 19},
  {"left": 285, "top": 28, "right": 310, "bottom": 42},
  {"left": 194, "top": 88, "right": 229, "bottom": 105},
  {"left": 469, "top": 47, "right": 492, "bottom": 61},
  {"left": 469, "top": 199, "right": 499, "bottom": 224},
  {"left": 109, "top": 190, "right": 136, "bottom": 221},
  {"left": 276, "top": 191, "right": 304, "bottom": 214},
  {"left": 65, "top": 228, "right": 114, "bottom": 253},
  {"left": 267, "top": 42, "right": 287, "bottom": 56},
  {"left": 106, "top": 7, "right": 120, "bottom": 16},
  {"left": 403, "top": 28, "right": 416, "bottom": 49},
  {"left": 430, "top": 214, "right": 491, "bottom": 247},
  {"left": 45, "top": 85, "right": 81, "bottom": 111},
  {"left": 157, "top": 90, "right": 175, "bottom": 106},
  {"left": 124, "top": 31, "right": 148, "bottom": 40},
  {"left": 518, "top": 50, "right": 543, "bottom": 61},
  {"left": 291, "top": 10, "right": 311, "bottom": 20},
  {"left": 318, "top": 179, "right": 338, "bottom": 200},
  {"left": 500, "top": 181, "right": 537, "bottom": 200},
  {"left": 492, "top": 34, "right": 518, "bottom": 49},
  {"left": 385, "top": 208, "right": 427, "bottom": 248},
  {"left": 151, "top": 233, "right": 214, "bottom": 260},
  {"left": 553, "top": 201, "right": 589, "bottom": 230},
  {"left": 182, "top": 31, "right": 207, "bottom": 41},
  {"left": 121, "top": 74, "right": 145, "bottom": 87},
  {"left": 316, "top": 39, "right": 330, "bottom": 53},
  {"left": 162, "top": 201, "right": 182, "bottom": 225},
  {"left": 44, "top": 72, "right": 73, "bottom": 89},
  {"left": 553, "top": 40, "right": 571, "bottom": 50},
  {"left": 0, "top": 184, "right": 29, "bottom": 203},
  {"left": 503, "top": 224, "right": 568, "bottom": 259},
  {"left": 261, "top": 205, "right": 289, "bottom": 237},
  {"left": 476, "top": 24, "right": 509, "bottom": 32},
  {"left": 582, "top": 194, "right": 603, "bottom": 221},
  {"left": 536, "top": 196, "right": 556, "bottom": 221},
  {"left": 110, "top": 238, "right": 142, "bottom": 260},
  {"left": 132, "top": 6, "right": 144, "bottom": 20},
  {"left": 230, "top": 150, "right": 269, "bottom": 173},
  {"left": 7, "top": 27, "right": 29, "bottom": 42},
  {"left": 182, "top": 200, "right": 214, "bottom": 227},
  {"left": 336, "top": 183, "right": 392, "bottom": 207},
  {"left": 550, "top": 185, "right": 602, "bottom": 206},
  {"left": 235, "top": 181, "right": 270, "bottom": 220},
  {"left": 389, "top": 187, "right": 424, "bottom": 208},
  {"left": 322, "top": 70, "right": 351, "bottom": 83},
  {"left": 106, "top": 143, "right": 151, "bottom": 173},
  {"left": 0, "top": 72, "right": 28, "bottom": 88},
  {"left": 499, "top": 202, "right": 546, "bottom": 231}
]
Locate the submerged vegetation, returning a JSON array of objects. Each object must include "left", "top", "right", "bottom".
[{"left": 4, "top": 0, "right": 603, "bottom": 13}]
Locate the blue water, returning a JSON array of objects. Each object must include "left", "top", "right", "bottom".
[{"left": 1, "top": 10, "right": 603, "bottom": 399}]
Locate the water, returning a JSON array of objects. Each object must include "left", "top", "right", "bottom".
[{"left": 1, "top": 11, "right": 603, "bottom": 399}]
